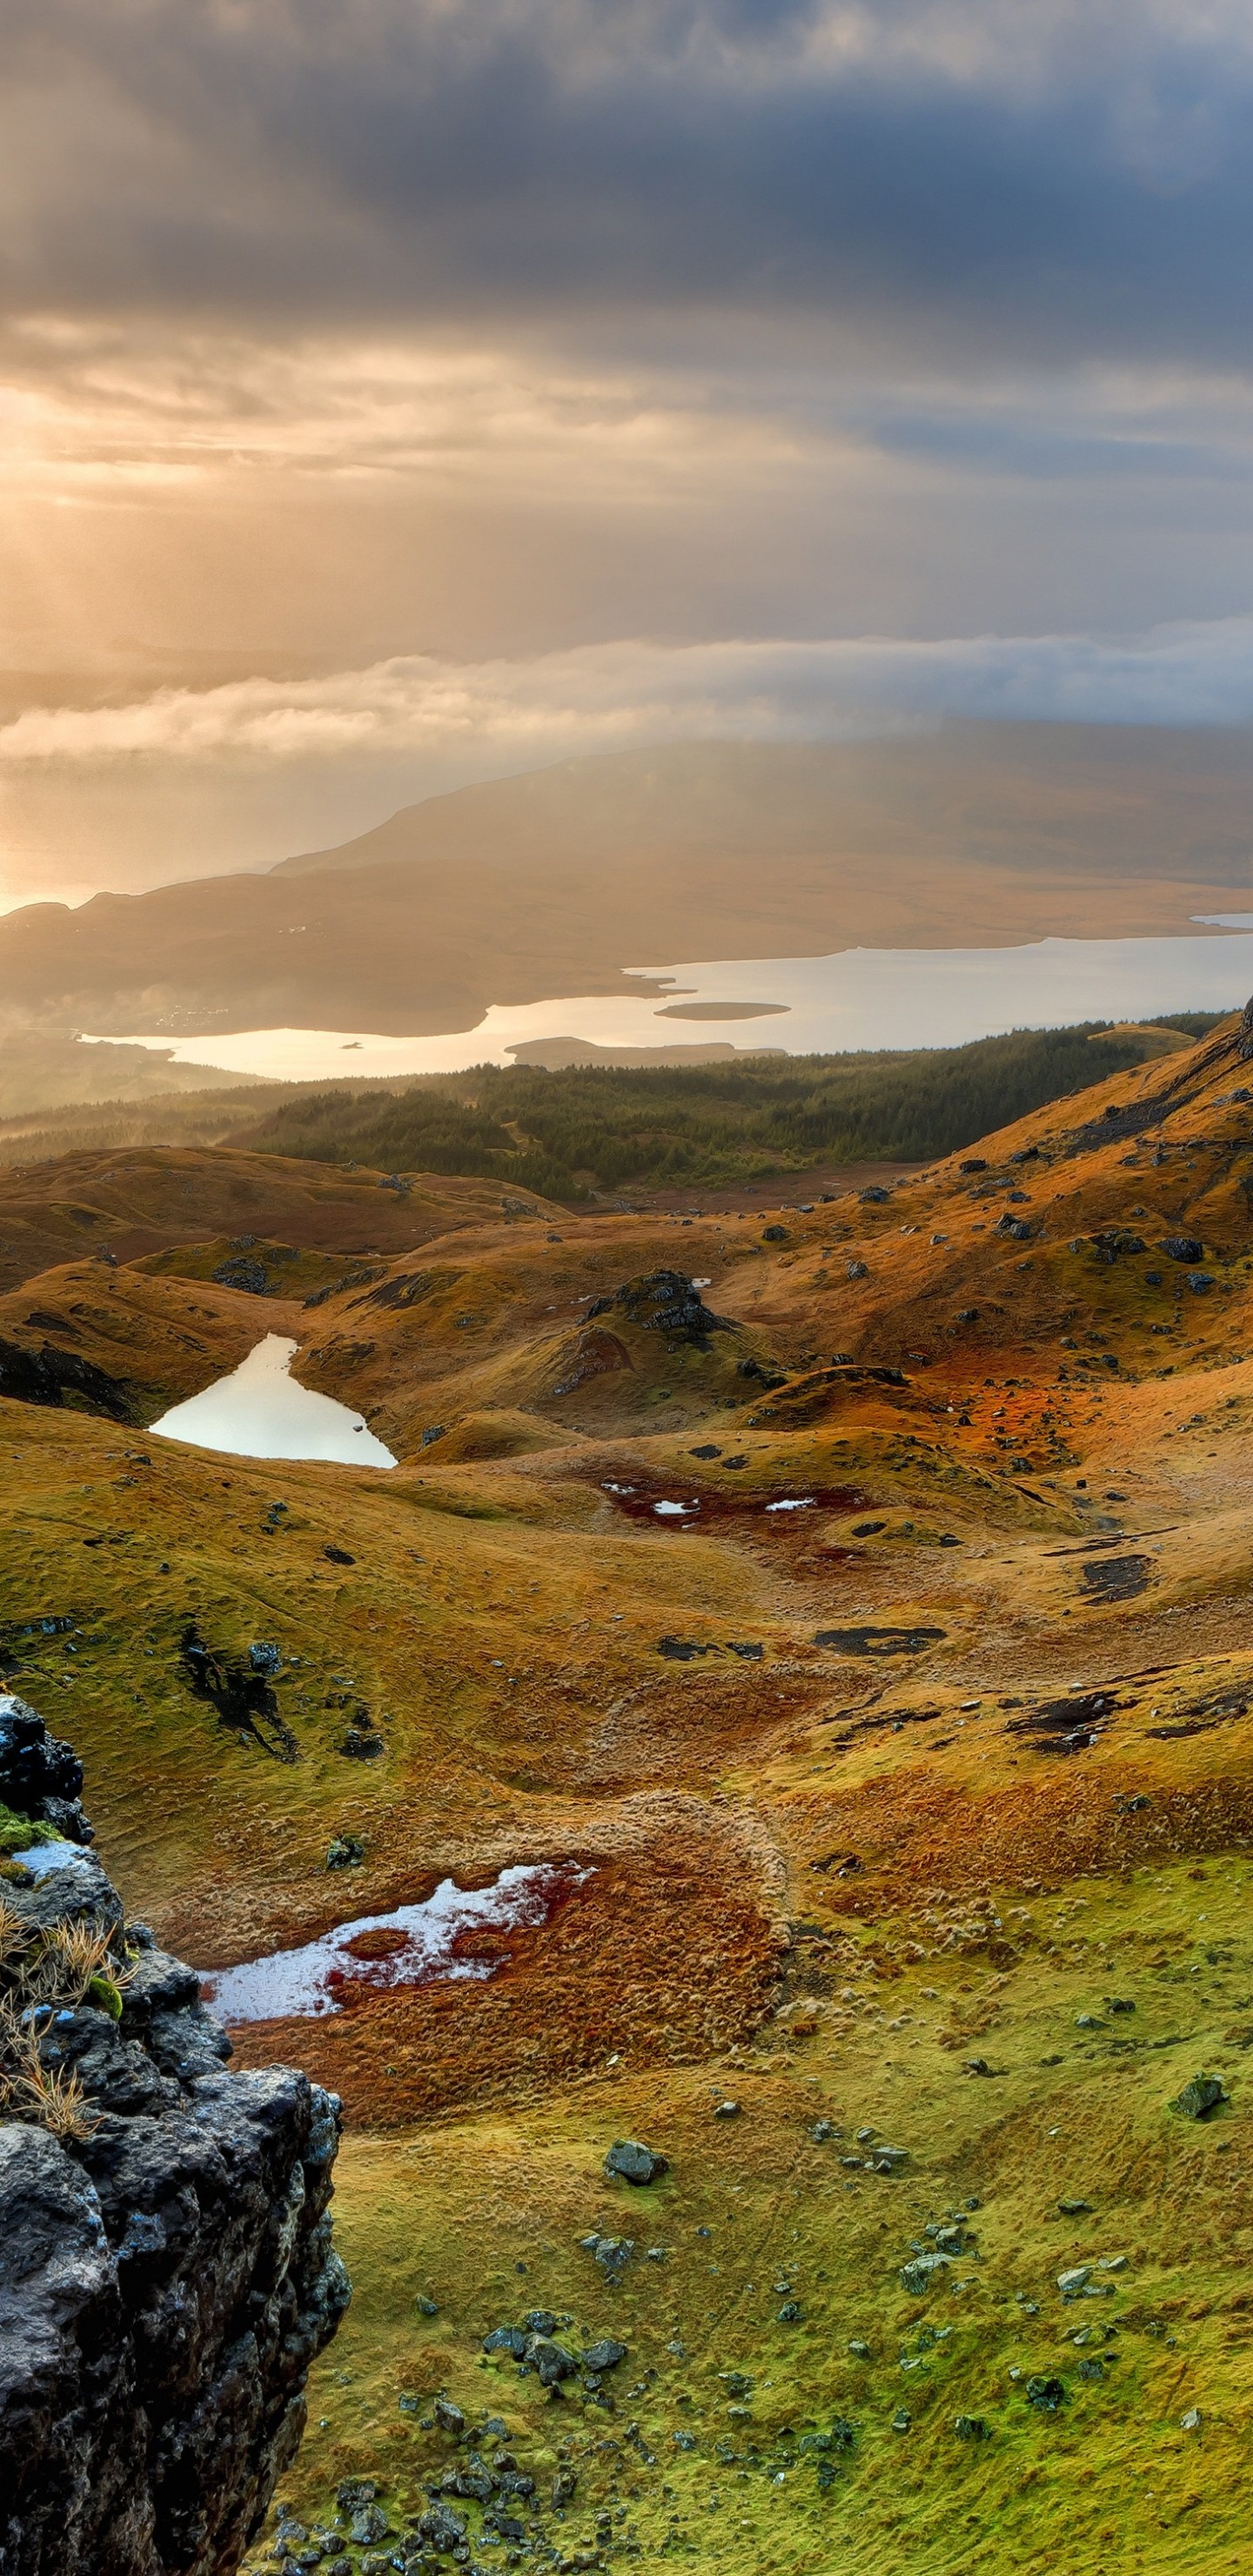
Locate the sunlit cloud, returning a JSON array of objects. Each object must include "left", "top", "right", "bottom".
[
  {"left": 8, "top": 621, "right": 1253, "bottom": 774},
  {"left": 7, "top": 2, "right": 1253, "bottom": 902}
]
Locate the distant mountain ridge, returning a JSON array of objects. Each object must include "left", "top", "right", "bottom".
[
  {"left": 271, "top": 728, "right": 1253, "bottom": 885},
  {"left": 0, "top": 728, "right": 1250, "bottom": 1041}
]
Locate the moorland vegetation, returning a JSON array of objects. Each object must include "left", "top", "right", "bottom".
[
  {"left": 0, "top": 1003, "right": 1251, "bottom": 2576},
  {"left": 231, "top": 1019, "right": 1223, "bottom": 1202}
]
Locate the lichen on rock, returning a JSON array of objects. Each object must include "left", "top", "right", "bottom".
[{"left": 0, "top": 1696, "right": 350, "bottom": 2576}]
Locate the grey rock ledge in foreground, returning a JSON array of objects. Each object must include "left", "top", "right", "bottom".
[{"left": 0, "top": 1693, "right": 351, "bottom": 2576}]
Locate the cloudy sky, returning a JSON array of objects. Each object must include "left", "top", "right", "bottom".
[{"left": 4, "top": 0, "right": 1253, "bottom": 903}]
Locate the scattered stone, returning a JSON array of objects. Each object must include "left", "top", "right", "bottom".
[
  {"left": 777, "top": 2302, "right": 803, "bottom": 2323},
  {"left": 846, "top": 1261, "right": 869, "bottom": 1279},
  {"left": 713, "top": 2100, "right": 740, "bottom": 2120},
  {"left": 1026, "top": 2377, "right": 1066, "bottom": 2412},
  {"left": 1160, "top": 1236, "right": 1204, "bottom": 1264},
  {"left": 582, "top": 2339, "right": 626, "bottom": 2373},
  {"left": 891, "top": 2409, "right": 911, "bottom": 2432},
  {"left": 1181, "top": 2407, "right": 1203, "bottom": 2432},
  {"left": 1057, "top": 2198, "right": 1093, "bottom": 2217},
  {"left": 1091, "top": 1229, "right": 1146, "bottom": 1259},
  {"left": 580, "top": 2232, "right": 635, "bottom": 2278},
  {"left": 336, "top": 2481, "right": 378, "bottom": 2512},
  {"left": 526, "top": 2335, "right": 578, "bottom": 2385},
  {"left": 339, "top": 1728, "right": 384, "bottom": 1761},
  {"left": 483, "top": 2326, "right": 527, "bottom": 2357},
  {"left": 899, "top": 2254, "right": 949, "bottom": 2296},
  {"left": 325, "top": 1834, "right": 365, "bottom": 1869},
  {"left": 347, "top": 2505, "right": 391, "bottom": 2544},
  {"left": 848, "top": 2340, "right": 871, "bottom": 2360},
  {"left": 1057, "top": 2267, "right": 1091, "bottom": 2299},
  {"left": 324, "top": 1545, "right": 355, "bottom": 1566},
  {"left": 762, "top": 1225, "right": 787, "bottom": 1242},
  {"left": 604, "top": 2139, "right": 668, "bottom": 2185},
  {"left": 415, "top": 2295, "right": 439, "bottom": 2318},
  {"left": 1174, "top": 2072, "right": 1228, "bottom": 2121},
  {"left": 433, "top": 2397, "right": 466, "bottom": 2436},
  {"left": 860, "top": 1187, "right": 889, "bottom": 1204},
  {"left": 953, "top": 2417, "right": 988, "bottom": 2440},
  {"left": 416, "top": 2505, "right": 466, "bottom": 2552}
]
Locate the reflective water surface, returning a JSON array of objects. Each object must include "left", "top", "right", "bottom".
[
  {"left": 151, "top": 1333, "right": 397, "bottom": 1466},
  {"left": 202, "top": 1864, "right": 579, "bottom": 2023},
  {"left": 89, "top": 920, "right": 1253, "bottom": 1082}
]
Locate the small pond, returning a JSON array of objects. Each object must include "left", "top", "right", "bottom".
[{"left": 151, "top": 1334, "right": 397, "bottom": 1466}]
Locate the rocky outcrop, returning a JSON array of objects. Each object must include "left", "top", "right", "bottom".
[
  {"left": 586, "top": 1269, "right": 736, "bottom": 1345},
  {"left": 0, "top": 1694, "right": 93, "bottom": 1846},
  {"left": 0, "top": 1333, "right": 134, "bottom": 1423},
  {"left": 0, "top": 1696, "right": 350, "bottom": 2576}
]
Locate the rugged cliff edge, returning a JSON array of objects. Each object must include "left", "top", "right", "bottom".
[{"left": 0, "top": 1694, "right": 351, "bottom": 2576}]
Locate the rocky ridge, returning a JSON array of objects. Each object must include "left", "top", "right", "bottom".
[{"left": 0, "top": 1696, "right": 350, "bottom": 2576}]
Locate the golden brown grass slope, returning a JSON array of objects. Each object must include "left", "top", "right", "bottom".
[
  {"left": 3, "top": 1009, "right": 1253, "bottom": 2575},
  {"left": 0, "top": 1143, "right": 559, "bottom": 1296}
]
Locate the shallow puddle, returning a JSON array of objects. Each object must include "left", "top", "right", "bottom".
[
  {"left": 151, "top": 1333, "right": 397, "bottom": 1466},
  {"left": 602, "top": 1477, "right": 864, "bottom": 1527},
  {"left": 200, "top": 1862, "right": 580, "bottom": 2023}
]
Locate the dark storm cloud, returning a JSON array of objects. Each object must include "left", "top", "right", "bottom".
[{"left": 4, "top": 0, "right": 1253, "bottom": 366}]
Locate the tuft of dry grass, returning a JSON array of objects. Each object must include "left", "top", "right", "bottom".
[{"left": 0, "top": 1901, "right": 133, "bottom": 2138}]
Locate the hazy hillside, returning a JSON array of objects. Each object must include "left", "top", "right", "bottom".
[
  {"left": 278, "top": 727, "right": 1253, "bottom": 886},
  {"left": 1, "top": 730, "right": 1251, "bottom": 1042}
]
